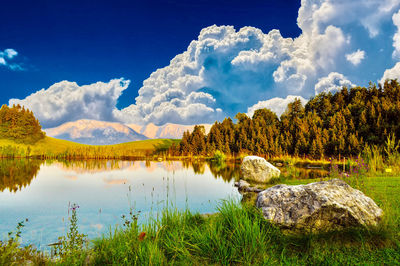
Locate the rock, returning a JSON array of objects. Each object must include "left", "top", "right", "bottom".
[
  {"left": 256, "top": 179, "right": 383, "bottom": 233},
  {"left": 235, "top": 180, "right": 260, "bottom": 192},
  {"left": 234, "top": 180, "right": 250, "bottom": 189},
  {"left": 276, "top": 162, "right": 283, "bottom": 167},
  {"left": 246, "top": 187, "right": 263, "bottom": 193},
  {"left": 235, "top": 179, "right": 263, "bottom": 193},
  {"left": 241, "top": 156, "right": 280, "bottom": 183}
]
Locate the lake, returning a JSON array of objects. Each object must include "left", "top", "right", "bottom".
[
  {"left": 0, "top": 159, "right": 329, "bottom": 251},
  {"left": 0, "top": 159, "right": 244, "bottom": 251}
]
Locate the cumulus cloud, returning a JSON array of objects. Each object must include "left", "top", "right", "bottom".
[
  {"left": 380, "top": 62, "right": 400, "bottom": 83},
  {"left": 114, "top": 0, "right": 400, "bottom": 125},
  {"left": 247, "top": 95, "right": 308, "bottom": 118},
  {"left": 392, "top": 9, "right": 400, "bottom": 58},
  {"left": 0, "top": 48, "right": 22, "bottom": 70},
  {"left": 315, "top": 72, "right": 355, "bottom": 94},
  {"left": 9, "top": 79, "right": 129, "bottom": 128},
  {"left": 346, "top": 49, "right": 365, "bottom": 65}
]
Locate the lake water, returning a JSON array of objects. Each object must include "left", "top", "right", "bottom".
[{"left": 0, "top": 159, "right": 242, "bottom": 251}]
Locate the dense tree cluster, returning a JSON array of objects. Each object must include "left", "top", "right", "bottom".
[
  {"left": 171, "top": 80, "right": 400, "bottom": 159},
  {"left": 0, "top": 104, "right": 45, "bottom": 144}
]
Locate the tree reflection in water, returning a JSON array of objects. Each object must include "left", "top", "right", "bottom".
[
  {"left": 0, "top": 158, "right": 330, "bottom": 193},
  {"left": 0, "top": 159, "right": 42, "bottom": 193}
]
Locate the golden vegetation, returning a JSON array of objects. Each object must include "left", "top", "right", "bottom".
[{"left": 0, "top": 137, "right": 179, "bottom": 159}]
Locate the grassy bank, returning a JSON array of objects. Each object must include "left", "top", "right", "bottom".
[
  {"left": 0, "top": 137, "right": 179, "bottom": 159},
  {"left": 2, "top": 172, "right": 400, "bottom": 265}
]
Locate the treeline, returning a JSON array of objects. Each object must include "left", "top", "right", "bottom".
[
  {"left": 0, "top": 104, "right": 45, "bottom": 144},
  {"left": 170, "top": 79, "right": 400, "bottom": 158}
]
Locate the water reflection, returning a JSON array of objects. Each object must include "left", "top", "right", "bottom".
[
  {"left": 280, "top": 165, "right": 329, "bottom": 179},
  {"left": 0, "top": 159, "right": 329, "bottom": 194},
  {"left": 54, "top": 159, "right": 243, "bottom": 182},
  {"left": 0, "top": 159, "right": 41, "bottom": 192}
]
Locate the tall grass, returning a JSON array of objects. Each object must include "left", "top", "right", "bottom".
[
  {"left": 0, "top": 137, "right": 178, "bottom": 159},
  {"left": 90, "top": 201, "right": 284, "bottom": 265},
  {"left": 87, "top": 198, "right": 400, "bottom": 265},
  {"left": 0, "top": 219, "right": 48, "bottom": 265}
]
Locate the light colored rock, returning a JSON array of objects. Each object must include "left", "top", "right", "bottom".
[
  {"left": 256, "top": 179, "right": 383, "bottom": 233},
  {"left": 234, "top": 179, "right": 263, "bottom": 193},
  {"left": 234, "top": 180, "right": 250, "bottom": 189},
  {"left": 241, "top": 156, "right": 280, "bottom": 183}
]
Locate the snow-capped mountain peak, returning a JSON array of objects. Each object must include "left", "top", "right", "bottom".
[{"left": 44, "top": 119, "right": 148, "bottom": 145}]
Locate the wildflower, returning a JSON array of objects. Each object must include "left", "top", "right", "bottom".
[
  {"left": 70, "top": 204, "right": 80, "bottom": 211},
  {"left": 138, "top": 232, "right": 146, "bottom": 241}
]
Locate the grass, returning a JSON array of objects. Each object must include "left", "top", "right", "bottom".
[
  {"left": 67, "top": 191, "right": 400, "bottom": 265},
  {"left": 0, "top": 137, "right": 179, "bottom": 158}
]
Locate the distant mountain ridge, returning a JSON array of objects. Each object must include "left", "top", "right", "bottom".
[
  {"left": 44, "top": 119, "right": 148, "bottom": 145},
  {"left": 44, "top": 120, "right": 212, "bottom": 145},
  {"left": 126, "top": 123, "right": 212, "bottom": 139}
]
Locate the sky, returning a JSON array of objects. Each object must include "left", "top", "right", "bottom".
[{"left": 3, "top": 0, "right": 400, "bottom": 128}]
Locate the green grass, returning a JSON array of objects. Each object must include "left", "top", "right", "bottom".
[{"left": 80, "top": 192, "right": 400, "bottom": 265}]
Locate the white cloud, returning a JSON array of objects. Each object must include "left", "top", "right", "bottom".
[
  {"left": 315, "top": 72, "right": 355, "bottom": 95},
  {"left": 392, "top": 9, "right": 400, "bottom": 58},
  {"left": 0, "top": 48, "right": 22, "bottom": 70},
  {"left": 117, "top": 21, "right": 348, "bottom": 124},
  {"left": 380, "top": 62, "right": 400, "bottom": 83},
  {"left": 346, "top": 49, "right": 365, "bottom": 65},
  {"left": 247, "top": 95, "right": 308, "bottom": 118},
  {"left": 298, "top": 0, "right": 400, "bottom": 38},
  {"left": 4, "top": 49, "right": 18, "bottom": 59},
  {"left": 114, "top": 0, "right": 400, "bottom": 125},
  {"left": 10, "top": 79, "right": 130, "bottom": 128},
  {"left": 116, "top": 25, "right": 297, "bottom": 125}
]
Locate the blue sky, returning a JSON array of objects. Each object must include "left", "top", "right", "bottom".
[
  {"left": 3, "top": 0, "right": 400, "bottom": 127},
  {"left": 0, "top": 0, "right": 300, "bottom": 109}
]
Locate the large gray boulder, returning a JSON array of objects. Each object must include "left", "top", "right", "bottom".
[
  {"left": 241, "top": 156, "right": 280, "bottom": 183},
  {"left": 256, "top": 179, "right": 383, "bottom": 233}
]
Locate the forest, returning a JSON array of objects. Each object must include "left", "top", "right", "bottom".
[
  {"left": 0, "top": 104, "right": 45, "bottom": 144},
  {"left": 170, "top": 79, "right": 400, "bottom": 159}
]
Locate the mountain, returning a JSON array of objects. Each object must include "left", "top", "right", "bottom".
[
  {"left": 44, "top": 119, "right": 148, "bottom": 145},
  {"left": 126, "top": 123, "right": 212, "bottom": 139}
]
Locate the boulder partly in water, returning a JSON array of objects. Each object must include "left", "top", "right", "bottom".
[
  {"left": 256, "top": 179, "right": 383, "bottom": 233},
  {"left": 241, "top": 156, "right": 280, "bottom": 183}
]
